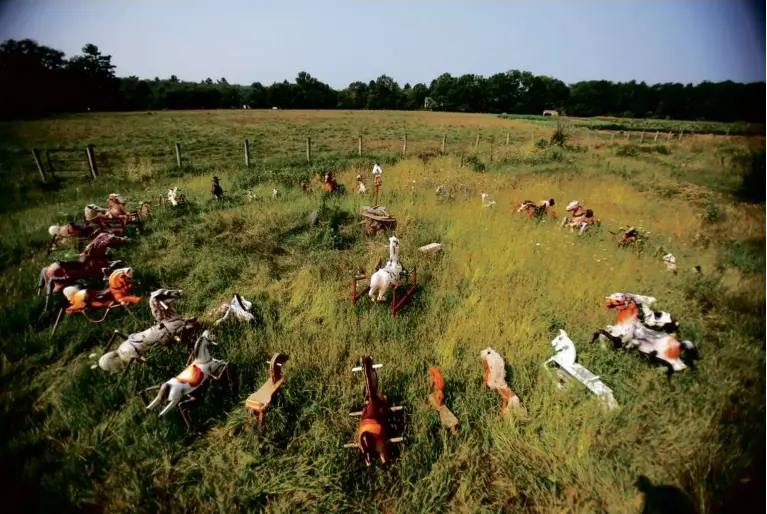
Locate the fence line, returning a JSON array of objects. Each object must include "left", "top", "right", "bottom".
[{"left": 28, "top": 128, "right": 709, "bottom": 182}]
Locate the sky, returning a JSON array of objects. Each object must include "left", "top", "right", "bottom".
[{"left": 0, "top": 0, "right": 764, "bottom": 88}]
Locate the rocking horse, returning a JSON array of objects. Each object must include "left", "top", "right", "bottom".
[
  {"left": 612, "top": 226, "right": 645, "bottom": 252},
  {"left": 160, "top": 187, "right": 186, "bottom": 207},
  {"left": 52, "top": 267, "right": 142, "bottom": 335},
  {"left": 323, "top": 171, "right": 339, "bottom": 194},
  {"left": 480, "top": 348, "right": 526, "bottom": 417},
  {"left": 591, "top": 295, "right": 699, "bottom": 377},
  {"left": 515, "top": 198, "right": 557, "bottom": 220},
  {"left": 90, "top": 289, "right": 200, "bottom": 372},
  {"left": 211, "top": 294, "right": 255, "bottom": 325},
  {"left": 545, "top": 330, "right": 618, "bottom": 410},
  {"left": 344, "top": 355, "right": 404, "bottom": 466},
  {"left": 428, "top": 367, "right": 459, "bottom": 432},
  {"left": 559, "top": 200, "right": 599, "bottom": 234},
  {"left": 47, "top": 221, "right": 104, "bottom": 254},
  {"left": 38, "top": 232, "right": 127, "bottom": 311},
  {"left": 356, "top": 175, "right": 367, "bottom": 194},
  {"left": 142, "top": 330, "right": 229, "bottom": 429},
  {"left": 211, "top": 176, "right": 224, "bottom": 200},
  {"left": 85, "top": 194, "right": 148, "bottom": 230},
  {"left": 246, "top": 353, "right": 289, "bottom": 429},
  {"left": 352, "top": 236, "right": 417, "bottom": 317}
]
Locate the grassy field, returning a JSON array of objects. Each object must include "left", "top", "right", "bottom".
[{"left": 0, "top": 110, "right": 764, "bottom": 513}]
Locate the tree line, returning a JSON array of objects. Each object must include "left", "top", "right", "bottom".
[{"left": 1, "top": 39, "right": 764, "bottom": 123}]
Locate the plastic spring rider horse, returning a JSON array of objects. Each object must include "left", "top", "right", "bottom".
[
  {"left": 91, "top": 289, "right": 200, "bottom": 372},
  {"left": 344, "top": 355, "right": 404, "bottom": 466},
  {"left": 142, "top": 330, "right": 229, "bottom": 429},
  {"left": 39, "top": 232, "right": 126, "bottom": 312},
  {"left": 55, "top": 266, "right": 141, "bottom": 325},
  {"left": 369, "top": 236, "right": 403, "bottom": 303},
  {"left": 592, "top": 295, "right": 699, "bottom": 377}
]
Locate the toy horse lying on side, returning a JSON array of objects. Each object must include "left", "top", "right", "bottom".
[
  {"left": 592, "top": 295, "right": 699, "bottom": 376},
  {"left": 143, "top": 330, "right": 229, "bottom": 428},
  {"left": 606, "top": 292, "right": 679, "bottom": 333},
  {"left": 480, "top": 348, "right": 526, "bottom": 417},
  {"left": 61, "top": 267, "right": 142, "bottom": 315},
  {"left": 47, "top": 222, "right": 104, "bottom": 254},
  {"left": 516, "top": 199, "right": 557, "bottom": 220},
  {"left": 560, "top": 200, "right": 599, "bottom": 234},
  {"left": 91, "top": 289, "right": 200, "bottom": 372},
  {"left": 345, "top": 355, "right": 404, "bottom": 466}
]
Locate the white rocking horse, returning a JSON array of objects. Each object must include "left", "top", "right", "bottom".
[
  {"left": 546, "top": 330, "right": 618, "bottom": 409},
  {"left": 369, "top": 236, "right": 404, "bottom": 302},
  {"left": 90, "top": 289, "right": 199, "bottom": 372},
  {"left": 142, "top": 330, "right": 229, "bottom": 428}
]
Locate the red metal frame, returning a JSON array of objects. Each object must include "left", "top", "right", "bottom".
[{"left": 352, "top": 266, "right": 417, "bottom": 317}]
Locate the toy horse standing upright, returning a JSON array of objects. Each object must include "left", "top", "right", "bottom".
[
  {"left": 38, "top": 232, "right": 127, "bottom": 312},
  {"left": 344, "top": 355, "right": 404, "bottom": 466},
  {"left": 142, "top": 330, "right": 229, "bottom": 428},
  {"left": 91, "top": 289, "right": 200, "bottom": 372},
  {"left": 369, "top": 236, "right": 403, "bottom": 303}
]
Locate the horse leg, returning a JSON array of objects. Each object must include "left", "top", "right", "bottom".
[
  {"left": 140, "top": 384, "right": 163, "bottom": 408},
  {"left": 177, "top": 397, "right": 197, "bottom": 430},
  {"left": 592, "top": 329, "right": 623, "bottom": 349},
  {"left": 50, "top": 308, "right": 64, "bottom": 336},
  {"left": 104, "top": 330, "right": 128, "bottom": 352}
]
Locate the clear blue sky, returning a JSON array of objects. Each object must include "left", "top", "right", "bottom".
[{"left": 0, "top": 0, "right": 763, "bottom": 87}]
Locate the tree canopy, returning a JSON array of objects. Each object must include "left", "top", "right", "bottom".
[{"left": 0, "top": 38, "right": 763, "bottom": 123}]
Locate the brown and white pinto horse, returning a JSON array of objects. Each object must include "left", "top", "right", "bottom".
[
  {"left": 592, "top": 296, "right": 698, "bottom": 376},
  {"left": 560, "top": 200, "right": 599, "bottom": 234},
  {"left": 38, "top": 232, "right": 126, "bottom": 311},
  {"left": 515, "top": 198, "right": 557, "bottom": 220}
]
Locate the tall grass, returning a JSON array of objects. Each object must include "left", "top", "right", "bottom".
[{"left": 0, "top": 112, "right": 764, "bottom": 513}]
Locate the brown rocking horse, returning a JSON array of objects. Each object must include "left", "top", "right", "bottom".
[
  {"left": 344, "top": 355, "right": 404, "bottom": 466},
  {"left": 39, "top": 232, "right": 127, "bottom": 312},
  {"left": 516, "top": 199, "right": 557, "bottom": 220}
]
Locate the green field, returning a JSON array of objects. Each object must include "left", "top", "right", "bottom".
[{"left": 0, "top": 110, "right": 764, "bottom": 513}]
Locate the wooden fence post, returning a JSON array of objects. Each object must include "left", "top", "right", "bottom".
[
  {"left": 639, "top": 131, "right": 645, "bottom": 144},
  {"left": 402, "top": 134, "right": 407, "bottom": 157},
  {"left": 610, "top": 133, "right": 615, "bottom": 144},
  {"left": 678, "top": 130, "right": 683, "bottom": 141},
  {"left": 626, "top": 132, "right": 631, "bottom": 142},
  {"left": 175, "top": 143, "right": 182, "bottom": 169},
  {"left": 358, "top": 135, "right": 362, "bottom": 156},
  {"left": 653, "top": 130, "right": 660, "bottom": 142},
  {"left": 506, "top": 132, "right": 510, "bottom": 145},
  {"left": 244, "top": 139, "right": 250, "bottom": 167},
  {"left": 489, "top": 135, "right": 494, "bottom": 162},
  {"left": 306, "top": 137, "right": 312, "bottom": 164},
  {"left": 667, "top": 132, "right": 672, "bottom": 141},
  {"left": 31, "top": 149, "right": 46, "bottom": 182},
  {"left": 475, "top": 133, "right": 480, "bottom": 151},
  {"left": 441, "top": 134, "right": 446, "bottom": 154},
  {"left": 86, "top": 145, "right": 98, "bottom": 179}
]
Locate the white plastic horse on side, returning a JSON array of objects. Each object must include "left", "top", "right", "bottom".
[
  {"left": 369, "top": 236, "right": 403, "bottom": 302},
  {"left": 90, "top": 289, "right": 199, "bottom": 372},
  {"left": 143, "top": 330, "right": 228, "bottom": 427},
  {"left": 546, "top": 330, "right": 618, "bottom": 409}
]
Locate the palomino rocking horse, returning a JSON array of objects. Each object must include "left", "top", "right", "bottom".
[
  {"left": 142, "top": 330, "right": 229, "bottom": 429},
  {"left": 559, "top": 200, "right": 599, "bottom": 234},
  {"left": 90, "top": 289, "right": 200, "bottom": 372},
  {"left": 39, "top": 232, "right": 127, "bottom": 312},
  {"left": 246, "top": 353, "right": 289, "bottom": 429},
  {"left": 480, "top": 348, "right": 526, "bottom": 417},
  {"left": 428, "top": 367, "right": 459, "bottom": 433},
  {"left": 86, "top": 194, "right": 149, "bottom": 228},
  {"left": 52, "top": 267, "right": 142, "bottom": 335},
  {"left": 352, "top": 236, "right": 417, "bottom": 317},
  {"left": 592, "top": 295, "right": 699, "bottom": 377},
  {"left": 344, "top": 355, "right": 404, "bottom": 466}
]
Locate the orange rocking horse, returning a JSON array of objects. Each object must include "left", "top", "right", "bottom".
[
  {"left": 52, "top": 267, "right": 142, "bottom": 335},
  {"left": 515, "top": 198, "right": 557, "bottom": 220}
]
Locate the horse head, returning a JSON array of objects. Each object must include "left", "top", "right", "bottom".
[
  {"left": 108, "top": 267, "right": 134, "bottom": 293},
  {"left": 83, "top": 233, "right": 126, "bottom": 259},
  {"left": 191, "top": 330, "right": 216, "bottom": 363},
  {"left": 549, "top": 330, "right": 577, "bottom": 367},
  {"left": 107, "top": 193, "right": 125, "bottom": 206},
  {"left": 97, "top": 351, "right": 124, "bottom": 372},
  {"left": 149, "top": 289, "right": 183, "bottom": 320}
]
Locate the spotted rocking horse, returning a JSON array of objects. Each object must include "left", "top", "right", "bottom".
[
  {"left": 90, "top": 289, "right": 200, "bottom": 372},
  {"left": 38, "top": 232, "right": 127, "bottom": 312},
  {"left": 591, "top": 295, "right": 699, "bottom": 377},
  {"left": 344, "top": 355, "right": 404, "bottom": 466},
  {"left": 142, "top": 330, "right": 229, "bottom": 429},
  {"left": 516, "top": 198, "right": 557, "bottom": 221},
  {"left": 51, "top": 267, "right": 142, "bottom": 335}
]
